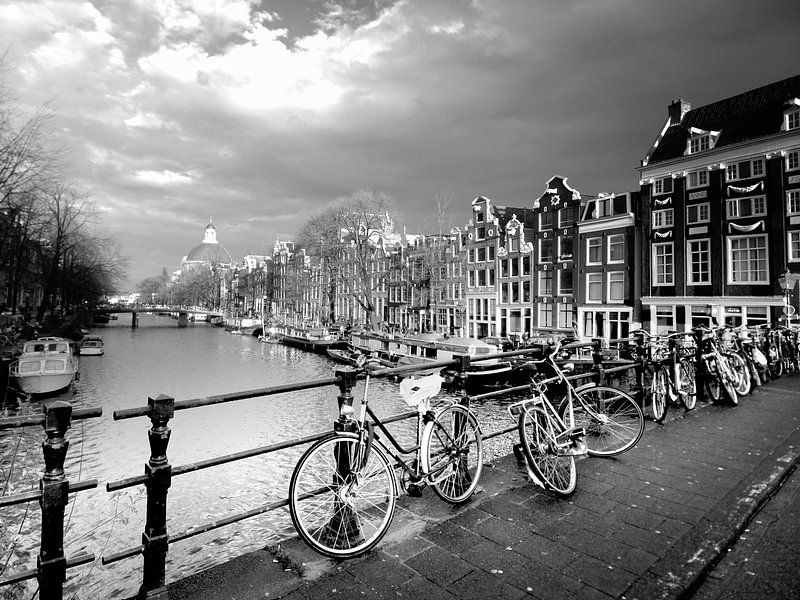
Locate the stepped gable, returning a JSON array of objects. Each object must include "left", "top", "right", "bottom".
[{"left": 648, "top": 74, "right": 800, "bottom": 165}]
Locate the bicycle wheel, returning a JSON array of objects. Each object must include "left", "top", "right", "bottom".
[
  {"left": 650, "top": 367, "right": 669, "bottom": 423},
  {"left": 719, "top": 358, "right": 739, "bottom": 406},
  {"left": 561, "top": 386, "right": 644, "bottom": 457},
  {"left": 677, "top": 359, "right": 697, "bottom": 411},
  {"left": 422, "top": 404, "right": 483, "bottom": 504},
  {"left": 518, "top": 405, "right": 576, "bottom": 497},
  {"left": 703, "top": 361, "right": 722, "bottom": 402},
  {"left": 727, "top": 352, "right": 751, "bottom": 397},
  {"left": 289, "top": 433, "right": 397, "bottom": 558}
]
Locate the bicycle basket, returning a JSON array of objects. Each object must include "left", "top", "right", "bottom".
[{"left": 399, "top": 372, "right": 443, "bottom": 408}]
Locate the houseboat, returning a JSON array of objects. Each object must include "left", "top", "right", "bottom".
[
  {"left": 10, "top": 337, "right": 79, "bottom": 396},
  {"left": 277, "top": 326, "right": 347, "bottom": 353}
]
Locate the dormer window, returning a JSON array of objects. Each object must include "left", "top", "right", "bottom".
[
  {"left": 783, "top": 99, "right": 800, "bottom": 131},
  {"left": 686, "top": 127, "right": 720, "bottom": 155}
]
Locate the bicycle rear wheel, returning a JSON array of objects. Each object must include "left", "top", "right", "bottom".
[
  {"left": 289, "top": 433, "right": 397, "bottom": 558},
  {"left": 650, "top": 367, "right": 669, "bottom": 423},
  {"left": 727, "top": 352, "right": 751, "bottom": 397},
  {"left": 518, "top": 406, "right": 576, "bottom": 497},
  {"left": 422, "top": 404, "right": 483, "bottom": 504},
  {"left": 562, "top": 386, "right": 644, "bottom": 457}
]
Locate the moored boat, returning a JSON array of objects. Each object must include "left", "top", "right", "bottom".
[
  {"left": 78, "top": 335, "right": 104, "bottom": 356},
  {"left": 10, "top": 337, "right": 79, "bottom": 397},
  {"left": 277, "top": 326, "right": 347, "bottom": 353}
]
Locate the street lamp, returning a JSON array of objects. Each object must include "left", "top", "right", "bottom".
[{"left": 778, "top": 269, "right": 797, "bottom": 322}]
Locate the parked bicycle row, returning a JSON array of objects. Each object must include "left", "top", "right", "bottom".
[{"left": 628, "top": 324, "right": 800, "bottom": 421}]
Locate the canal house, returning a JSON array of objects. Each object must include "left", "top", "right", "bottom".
[{"left": 637, "top": 74, "right": 800, "bottom": 330}]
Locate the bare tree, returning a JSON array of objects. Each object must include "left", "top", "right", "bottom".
[{"left": 297, "top": 189, "right": 399, "bottom": 329}]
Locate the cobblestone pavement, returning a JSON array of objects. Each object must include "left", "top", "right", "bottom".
[{"left": 166, "top": 375, "right": 800, "bottom": 600}]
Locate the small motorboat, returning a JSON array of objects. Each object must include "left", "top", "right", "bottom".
[
  {"left": 79, "top": 335, "right": 104, "bottom": 356},
  {"left": 10, "top": 337, "right": 79, "bottom": 397}
]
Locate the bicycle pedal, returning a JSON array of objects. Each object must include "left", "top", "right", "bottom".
[{"left": 560, "top": 440, "right": 588, "bottom": 457}]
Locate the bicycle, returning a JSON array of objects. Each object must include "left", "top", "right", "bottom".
[
  {"left": 635, "top": 330, "right": 697, "bottom": 423},
  {"left": 509, "top": 340, "right": 645, "bottom": 497},
  {"left": 288, "top": 364, "right": 483, "bottom": 558},
  {"left": 693, "top": 325, "right": 739, "bottom": 406}
]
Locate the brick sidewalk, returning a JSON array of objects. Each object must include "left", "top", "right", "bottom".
[{"left": 167, "top": 376, "right": 800, "bottom": 600}]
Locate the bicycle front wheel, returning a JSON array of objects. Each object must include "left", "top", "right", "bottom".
[
  {"left": 422, "top": 404, "right": 483, "bottom": 504},
  {"left": 651, "top": 367, "right": 669, "bottom": 423},
  {"left": 563, "top": 386, "right": 644, "bottom": 457},
  {"left": 728, "top": 352, "right": 751, "bottom": 397},
  {"left": 288, "top": 433, "right": 397, "bottom": 558},
  {"left": 678, "top": 359, "right": 697, "bottom": 411},
  {"left": 518, "top": 406, "right": 576, "bottom": 497}
]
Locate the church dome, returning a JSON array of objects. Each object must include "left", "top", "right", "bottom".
[{"left": 183, "top": 220, "right": 233, "bottom": 266}]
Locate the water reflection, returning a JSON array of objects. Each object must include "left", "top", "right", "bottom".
[{"left": 0, "top": 313, "right": 514, "bottom": 599}]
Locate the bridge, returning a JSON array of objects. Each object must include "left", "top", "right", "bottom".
[{"left": 85, "top": 306, "right": 225, "bottom": 328}]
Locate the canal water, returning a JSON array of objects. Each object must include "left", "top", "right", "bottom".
[{"left": 0, "top": 314, "right": 516, "bottom": 599}]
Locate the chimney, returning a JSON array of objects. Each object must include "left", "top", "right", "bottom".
[{"left": 668, "top": 98, "right": 691, "bottom": 125}]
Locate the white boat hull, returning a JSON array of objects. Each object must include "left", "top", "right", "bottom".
[
  {"left": 79, "top": 346, "right": 104, "bottom": 355},
  {"left": 13, "top": 371, "right": 77, "bottom": 396}
]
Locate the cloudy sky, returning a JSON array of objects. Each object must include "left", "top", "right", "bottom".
[{"left": 1, "top": 0, "right": 798, "bottom": 288}]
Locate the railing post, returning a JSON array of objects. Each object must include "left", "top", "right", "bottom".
[
  {"left": 334, "top": 367, "right": 358, "bottom": 433},
  {"left": 131, "top": 311, "right": 139, "bottom": 329},
  {"left": 634, "top": 332, "right": 646, "bottom": 404},
  {"left": 138, "top": 395, "right": 174, "bottom": 600},
  {"left": 38, "top": 400, "right": 72, "bottom": 600},
  {"left": 591, "top": 338, "right": 605, "bottom": 386}
]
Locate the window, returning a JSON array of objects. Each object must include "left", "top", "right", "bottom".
[
  {"left": 788, "top": 190, "right": 800, "bottom": 215},
  {"left": 745, "top": 306, "right": 769, "bottom": 327},
  {"left": 475, "top": 210, "right": 485, "bottom": 223},
  {"left": 788, "top": 150, "right": 800, "bottom": 172},
  {"left": 608, "top": 271, "right": 625, "bottom": 302},
  {"left": 653, "top": 243, "right": 674, "bottom": 286},
  {"left": 523, "top": 280, "right": 531, "bottom": 302},
  {"left": 558, "top": 206, "right": 575, "bottom": 228},
  {"left": 786, "top": 109, "right": 800, "bottom": 131},
  {"left": 726, "top": 158, "right": 765, "bottom": 181},
  {"left": 652, "top": 209, "right": 674, "bottom": 229},
  {"left": 558, "top": 237, "right": 573, "bottom": 261},
  {"left": 540, "top": 238, "right": 553, "bottom": 262},
  {"left": 687, "top": 239, "right": 711, "bottom": 285},
  {"left": 587, "top": 237, "right": 602, "bottom": 265},
  {"left": 522, "top": 255, "right": 531, "bottom": 275},
  {"left": 539, "top": 303, "right": 553, "bottom": 328},
  {"left": 586, "top": 273, "right": 603, "bottom": 303},
  {"left": 508, "top": 237, "right": 520, "bottom": 252},
  {"left": 728, "top": 235, "right": 768, "bottom": 283},
  {"left": 510, "top": 258, "right": 520, "bottom": 277},
  {"left": 540, "top": 211, "right": 553, "bottom": 230},
  {"left": 539, "top": 270, "right": 553, "bottom": 296},
  {"left": 687, "top": 203, "right": 710, "bottom": 225},
  {"left": 726, "top": 195, "right": 767, "bottom": 219},
  {"left": 653, "top": 177, "right": 673, "bottom": 195},
  {"left": 476, "top": 226, "right": 486, "bottom": 240},
  {"left": 689, "top": 134, "right": 710, "bottom": 154},
  {"left": 558, "top": 270, "right": 573, "bottom": 296},
  {"left": 687, "top": 169, "right": 709, "bottom": 189},
  {"left": 789, "top": 231, "right": 800, "bottom": 262},
  {"left": 608, "top": 234, "right": 625, "bottom": 263},
  {"left": 558, "top": 304, "right": 573, "bottom": 329},
  {"left": 654, "top": 305, "right": 675, "bottom": 334}
]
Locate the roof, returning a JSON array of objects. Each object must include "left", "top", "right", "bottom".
[
  {"left": 646, "top": 74, "right": 800, "bottom": 165},
  {"left": 185, "top": 242, "right": 232, "bottom": 265}
]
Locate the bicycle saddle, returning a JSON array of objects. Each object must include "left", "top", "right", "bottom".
[{"left": 399, "top": 372, "right": 443, "bottom": 408}]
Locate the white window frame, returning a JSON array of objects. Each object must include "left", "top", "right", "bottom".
[
  {"left": 784, "top": 107, "right": 800, "bottom": 131},
  {"left": 557, "top": 303, "right": 573, "bottom": 329},
  {"left": 538, "top": 270, "right": 553, "bottom": 296},
  {"left": 607, "top": 271, "right": 625, "bottom": 303},
  {"left": 558, "top": 270, "right": 573, "bottom": 296},
  {"left": 727, "top": 234, "right": 769, "bottom": 284},
  {"left": 788, "top": 190, "right": 800, "bottom": 216},
  {"left": 689, "top": 134, "right": 710, "bottom": 154},
  {"left": 558, "top": 236, "right": 573, "bottom": 261},
  {"left": 539, "top": 238, "right": 553, "bottom": 262},
  {"left": 654, "top": 305, "right": 676, "bottom": 335},
  {"left": 653, "top": 177, "right": 673, "bottom": 196},
  {"left": 652, "top": 208, "right": 674, "bottom": 229},
  {"left": 787, "top": 150, "right": 800, "bottom": 172},
  {"left": 687, "top": 169, "right": 709, "bottom": 189},
  {"left": 586, "top": 272, "right": 603, "bottom": 303},
  {"left": 726, "top": 157, "right": 765, "bottom": 182},
  {"left": 586, "top": 237, "right": 602, "bottom": 266},
  {"left": 652, "top": 242, "right": 674, "bottom": 286},
  {"left": 539, "top": 210, "right": 553, "bottom": 230},
  {"left": 789, "top": 231, "right": 800, "bottom": 263},
  {"left": 687, "top": 202, "right": 710, "bottom": 225},
  {"left": 558, "top": 206, "right": 574, "bottom": 228},
  {"left": 726, "top": 195, "right": 767, "bottom": 219},
  {"left": 539, "top": 303, "right": 554, "bottom": 328},
  {"left": 607, "top": 234, "right": 625, "bottom": 264},
  {"left": 687, "top": 238, "right": 711, "bottom": 285}
]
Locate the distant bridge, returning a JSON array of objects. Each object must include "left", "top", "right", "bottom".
[{"left": 85, "top": 306, "right": 225, "bottom": 329}]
